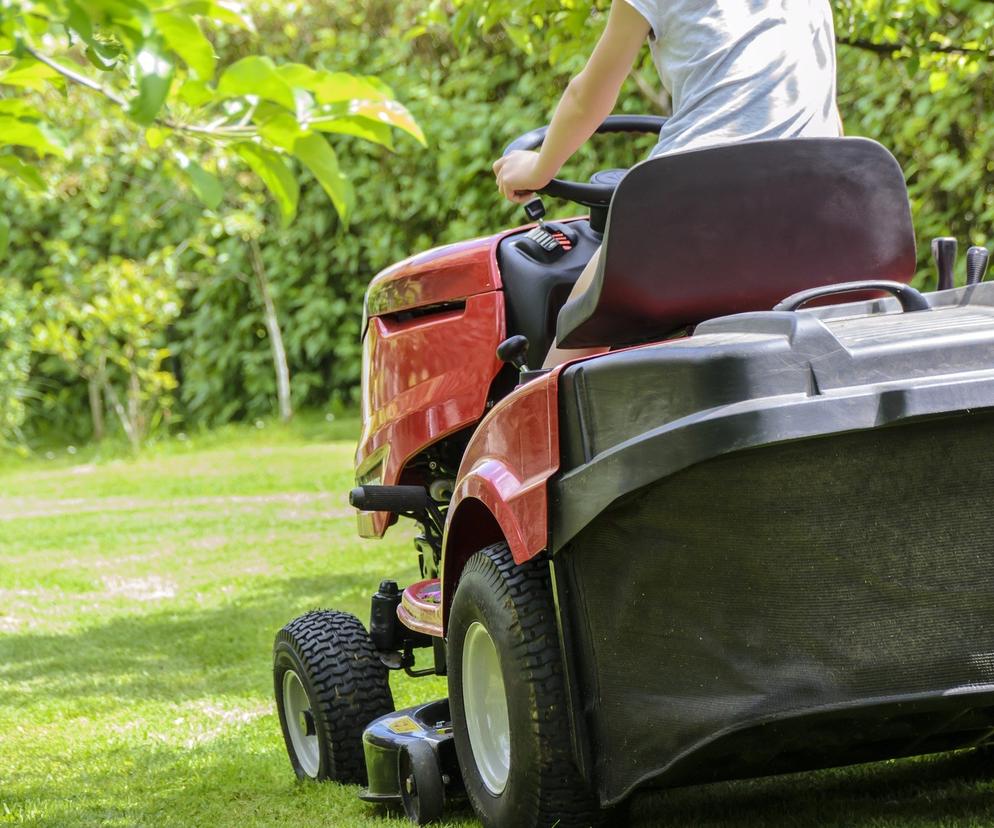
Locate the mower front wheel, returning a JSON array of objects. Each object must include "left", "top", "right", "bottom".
[
  {"left": 399, "top": 740, "right": 446, "bottom": 824},
  {"left": 273, "top": 609, "right": 394, "bottom": 783},
  {"left": 448, "top": 543, "right": 603, "bottom": 828}
]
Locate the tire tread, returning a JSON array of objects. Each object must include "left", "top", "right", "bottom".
[
  {"left": 274, "top": 609, "right": 393, "bottom": 784},
  {"left": 457, "top": 543, "right": 604, "bottom": 828}
]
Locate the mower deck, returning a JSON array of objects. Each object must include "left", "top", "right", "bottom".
[{"left": 360, "top": 699, "right": 459, "bottom": 806}]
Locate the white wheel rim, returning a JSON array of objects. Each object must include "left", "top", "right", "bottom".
[
  {"left": 282, "top": 669, "right": 320, "bottom": 777},
  {"left": 462, "top": 621, "right": 511, "bottom": 794}
]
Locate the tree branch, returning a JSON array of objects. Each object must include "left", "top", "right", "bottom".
[
  {"left": 836, "top": 36, "right": 994, "bottom": 59},
  {"left": 23, "top": 44, "right": 128, "bottom": 107},
  {"left": 628, "top": 69, "right": 671, "bottom": 115},
  {"left": 21, "top": 44, "right": 258, "bottom": 139}
]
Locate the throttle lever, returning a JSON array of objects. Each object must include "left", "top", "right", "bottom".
[
  {"left": 966, "top": 245, "right": 990, "bottom": 285},
  {"left": 497, "top": 335, "right": 529, "bottom": 372},
  {"left": 931, "top": 237, "right": 958, "bottom": 290}
]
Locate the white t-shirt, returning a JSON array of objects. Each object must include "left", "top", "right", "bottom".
[{"left": 624, "top": 0, "right": 841, "bottom": 156}]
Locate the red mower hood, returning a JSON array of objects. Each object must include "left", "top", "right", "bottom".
[{"left": 362, "top": 233, "right": 508, "bottom": 337}]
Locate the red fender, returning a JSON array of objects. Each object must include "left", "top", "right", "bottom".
[{"left": 440, "top": 369, "right": 562, "bottom": 628}]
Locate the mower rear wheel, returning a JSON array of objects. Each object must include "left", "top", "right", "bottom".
[
  {"left": 448, "top": 542, "right": 603, "bottom": 828},
  {"left": 273, "top": 609, "right": 393, "bottom": 783}
]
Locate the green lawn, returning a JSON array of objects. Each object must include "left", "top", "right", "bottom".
[{"left": 1, "top": 419, "right": 992, "bottom": 827}]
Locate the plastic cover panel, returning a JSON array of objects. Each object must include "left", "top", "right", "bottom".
[{"left": 560, "top": 413, "right": 994, "bottom": 802}]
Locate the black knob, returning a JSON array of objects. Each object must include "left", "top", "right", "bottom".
[
  {"left": 931, "top": 237, "right": 957, "bottom": 291},
  {"left": 966, "top": 245, "right": 990, "bottom": 286},
  {"left": 349, "top": 486, "right": 364, "bottom": 508},
  {"left": 377, "top": 579, "right": 399, "bottom": 597},
  {"left": 523, "top": 197, "right": 546, "bottom": 222},
  {"left": 497, "top": 335, "right": 529, "bottom": 372}
]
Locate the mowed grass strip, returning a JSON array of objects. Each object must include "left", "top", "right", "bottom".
[{"left": 0, "top": 419, "right": 992, "bottom": 827}]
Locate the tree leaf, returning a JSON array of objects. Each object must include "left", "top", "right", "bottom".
[
  {"left": 128, "top": 43, "right": 175, "bottom": 125},
  {"left": 65, "top": 0, "right": 94, "bottom": 42},
  {"left": 310, "top": 72, "right": 391, "bottom": 104},
  {"left": 0, "top": 100, "right": 42, "bottom": 118},
  {"left": 145, "top": 126, "right": 172, "bottom": 149},
  {"left": 87, "top": 0, "right": 152, "bottom": 29},
  {"left": 291, "top": 132, "right": 354, "bottom": 223},
  {"left": 217, "top": 56, "right": 295, "bottom": 110},
  {"left": 0, "top": 155, "right": 46, "bottom": 191},
  {"left": 0, "top": 117, "right": 65, "bottom": 157},
  {"left": 176, "top": 154, "right": 223, "bottom": 209},
  {"left": 327, "top": 99, "right": 425, "bottom": 146},
  {"left": 153, "top": 11, "right": 216, "bottom": 79},
  {"left": 0, "top": 216, "right": 9, "bottom": 262},
  {"left": 84, "top": 46, "right": 120, "bottom": 71},
  {"left": 258, "top": 110, "right": 305, "bottom": 153},
  {"left": 234, "top": 142, "right": 299, "bottom": 227},
  {"left": 174, "top": 0, "right": 255, "bottom": 32},
  {"left": 67, "top": 0, "right": 121, "bottom": 70},
  {"left": 0, "top": 59, "right": 64, "bottom": 92},
  {"left": 274, "top": 63, "right": 322, "bottom": 89},
  {"left": 177, "top": 77, "right": 213, "bottom": 106},
  {"left": 310, "top": 115, "right": 393, "bottom": 150},
  {"left": 929, "top": 70, "right": 949, "bottom": 93}
]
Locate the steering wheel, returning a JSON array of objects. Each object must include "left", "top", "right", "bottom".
[{"left": 502, "top": 115, "right": 667, "bottom": 207}]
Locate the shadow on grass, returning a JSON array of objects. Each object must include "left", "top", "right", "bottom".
[
  {"left": 0, "top": 566, "right": 470, "bottom": 827},
  {"left": 3, "top": 569, "right": 994, "bottom": 826},
  {"left": 8, "top": 731, "right": 993, "bottom": 828},
  {"left": 0, "top": 572, "right": 378, "bottom": 706},
  {"left": 632, "top": 749, "right": 994, "bottom": 826}
]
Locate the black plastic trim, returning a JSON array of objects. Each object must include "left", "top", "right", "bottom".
[
  {"left": 774, "top": 280, "right": 929, "bottom": 313},
  {"left": 548, "top": 557, "right": 595, "bottom": 786},
  {"left": 380, "top": 300, "right": 467, "bottom": 325},
  {"left": 603, "top": 687, "right": 994, "bottom": 804},
  {"left": 556, "top": 379, "right": 994, "bottom": 551},
  {"left": 553, "top": 283, "right": 994, "bottom": 551}
]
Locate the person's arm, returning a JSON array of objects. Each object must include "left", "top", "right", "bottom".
[{"left": 493, "top": 1, "right": 650, "bottom": 203}]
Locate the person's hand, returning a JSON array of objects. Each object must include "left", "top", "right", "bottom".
[{"left": 492, "top": 150, "right": 554, "bottom": 204}]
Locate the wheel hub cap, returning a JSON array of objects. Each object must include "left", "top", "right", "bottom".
[
  {"left": 462, "top": 621, "right": 511, "bottom": 794},
  {"left": 298, "top": 709, "right": 315, "bottom": 736},
  {"left": 282, "top": 670, "right": 320, "bottom": 777}
]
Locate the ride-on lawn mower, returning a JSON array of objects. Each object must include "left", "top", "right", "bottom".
[{"left": 273, "top": 116, "right": 994, "bottom": 827}]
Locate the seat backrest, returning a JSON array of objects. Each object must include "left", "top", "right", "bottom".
[{"left": 556, "top": 138, "right": 917, "bottom": 348}]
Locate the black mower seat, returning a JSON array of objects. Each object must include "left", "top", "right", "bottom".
[{"left": 556, "top": 137, "right": 917, "bottom": 349}]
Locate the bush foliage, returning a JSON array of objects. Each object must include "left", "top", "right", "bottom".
[
  {"left": 3, "top": 1, "right": 994, "bottom": 445},
  {"left": 0, "top": 281, "right": 29, "bottom": 443}
]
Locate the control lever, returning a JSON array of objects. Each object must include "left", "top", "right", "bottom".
[
  {"left": 523, "top": 197, "right": 547, "bottom": 224},
  {"left": 497, "top": 335, "right": 529, "bottom": 372},
  {"left": 966, "top": 245, "right": 990, "bottom": 285},
  {"left": 497, "top": 335, "right": 548, "bottom": 384},
  {"left": 931, "top": 237, "right": 958, "bottom": 290}
]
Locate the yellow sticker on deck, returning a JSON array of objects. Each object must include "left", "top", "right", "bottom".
[{"left": 387, "top": 716, "right": 422, "bottom": 734}]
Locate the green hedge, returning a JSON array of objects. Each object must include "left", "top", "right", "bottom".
[{"left": 5, "top": 1, "right": 993, "bottom": 443}]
